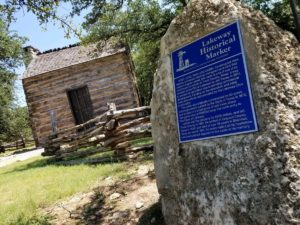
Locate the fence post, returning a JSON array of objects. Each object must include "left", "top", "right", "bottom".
[{"left": 50, "top": 110, "right": 57, "bottom": 135}]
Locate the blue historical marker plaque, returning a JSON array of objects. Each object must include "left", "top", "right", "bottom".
[{"left": 171, "top": 21, "right": 258, "bottom": 143}]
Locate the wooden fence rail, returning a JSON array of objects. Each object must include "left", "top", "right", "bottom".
[{"left": 43, "top": 103, "right": 152, "bottom": 159}]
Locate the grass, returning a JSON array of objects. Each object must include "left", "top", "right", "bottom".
[
  {"left": 0, "top": 156, "right": 129, "bottom": 225},
  {"left": 130, "top": 137, "right": 153, "bottom": 147},
  {"left": 0, "top": 137, "right": 155, "bottom": 224},
  {"left": 86, "top": 150, "right": 114, "bottom": 159}
]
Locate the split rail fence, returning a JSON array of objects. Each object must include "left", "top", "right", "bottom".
[{"left": 44, "top": 103, "right": 152, "bottom": 161}]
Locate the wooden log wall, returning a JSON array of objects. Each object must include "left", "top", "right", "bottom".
[
  {"left": 23, "top": 52, "right": 140, "bottom": 146},
  {"left": 43, "top": 104, "right": 152, "bottom": 159}
]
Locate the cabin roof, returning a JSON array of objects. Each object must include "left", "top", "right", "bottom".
[{"left": 22, "top": 42, "right": 127, "bottom": 79}]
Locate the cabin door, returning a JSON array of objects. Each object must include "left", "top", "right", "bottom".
[{"left": 67, "top": 86, "right": 94, "bottom": 128}]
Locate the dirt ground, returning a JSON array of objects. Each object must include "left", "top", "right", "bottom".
[{"left": 42, "top": 164, "right": 166, "bottom": 225}]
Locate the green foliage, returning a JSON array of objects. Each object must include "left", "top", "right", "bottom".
[
  {"left": 9, "top": 214, "right": 51, "bottom": 225},
  {"left": 132, "top": 40, "right": 159, "bottom": 105},
  {"left": 70, "top": 0, "right": 300, "bottom": 104},
  {"left": 0, "top": 18, "right": 25, "bottom": 144},
  {"left": 0, "top": 1, "right": 59, "bottom": 24},
  {"left": 130, "top": 137, "right": 153, "bottom": 147},
  {"left": 82, "top": 0, "right": 177, "bottom": 42},
  {"left": 1, "top": 0, "right": 298, "bottom": 105},
  {"left": 0, "top": 156, "right": 129, "bottom": 225},
  {"left": 6, "top": 106, "right": 32, "bottom": 143},
  {"left": 0, "top": 0, "right": 80, "bottom": 38},
  {"left": 0, "top": 1, "right": 186, "bottom": 105},
  {"left": 242, "top": 0, "right": 299, "bottom": 35},
  {"left": 0, "top": 21, "right": 24, "bottom": 67},
  {"left": 81, "top": 0, "right": 185, "bottom": 105}
]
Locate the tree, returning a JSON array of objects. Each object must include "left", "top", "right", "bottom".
[
  {"left": 289, "top": 0, "right": 300, "bottom": 41},
  {"left": 1, "top": 0, "right": 187, "bottom": 105},
  {"left": 0, "top": 17, "right": 25, "bottom": 144},
  {"left": 6, "top": 106, "right": 32, "bottom": 148},
  {"left": 132, "top": 40, "right": 160, "bottom": 105},
  {"left": 0, "top": 0, "right": 298, "bottom": 105},
  {"left": 81, "top": 0, "right": 186, "bottom": 105},
  {"left": 80, "top": 0, "right": 299, "bottom": 105},
  {"left": 241, "top": 0, "right": 300, "bottom": 39}
]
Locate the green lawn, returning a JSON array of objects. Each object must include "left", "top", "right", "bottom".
[
  {"left": 131, "top": 137, "right": 153, "bottom": 146},
  {"left": 0, "top": 156, "right": 129, "bottom": 225}
]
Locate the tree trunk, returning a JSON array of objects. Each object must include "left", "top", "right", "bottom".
[
  {"left": 21, "top": 136, "right": 26, "bottom": 148},
  {"left": 290, "top": 0, "right": 300, "bottom": 42}
]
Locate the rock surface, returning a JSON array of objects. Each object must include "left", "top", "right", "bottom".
[
  {"left": 109, "top": 192, "right": 122, "bottom": 200},
  {"left": 151, "top": 0, "right": 300, "bottom": 224}
]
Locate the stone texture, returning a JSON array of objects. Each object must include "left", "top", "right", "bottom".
[{"left": 150, "top": 0, "right": 300, "bottom": 224}]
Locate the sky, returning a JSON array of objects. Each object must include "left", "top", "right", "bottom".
[{"left": 9, "top": 3, "right": 87, "bottom": 106}]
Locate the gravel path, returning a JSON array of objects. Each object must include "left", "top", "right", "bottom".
[{"left": 0, "top": 148, "right": 44, "bottom": 168}]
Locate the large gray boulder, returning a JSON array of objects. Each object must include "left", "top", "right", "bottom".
[{"left": 151, "top": 0, "right": 300, "bottom": 224}]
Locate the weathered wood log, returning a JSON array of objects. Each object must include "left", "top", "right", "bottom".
[
  {"left": 50, "top": 117, "right": 149, "bottom": 150},
  {"left": 49, "top": 106, "right": 149, "bottom": 140},
  {"left": 50, "top": 127, "right": 105, "bottom": 147},
  {"left": 107, "top": 102, "right": 116, "bottom": 112},
  {"left": 115, "top": 141, "right": 131, "bottom": 149},
  {"left": 2, "top": 140, "right": 25, "bottom": 149},
  {"left": 50, "top": 110, "right": 108, "bottom": 138},
  {"left": 113, "top": 132, "right": 152, "bottom": 148},
  {"left": 71, "top": 122, "right": 106, "bottom": 137},
  {"left": 114, "top": 116, "right": 150, "bottom": 133},
  {"left": 112, "top": 123, "right": 151, "bottom": 138},
  {"left": 56, "top": 146, "right": 111, "bottom": 160},
  {"left": 42, "top": 146, "right": 60, "bottom": 156},
  {"left": 44, "top": 104, "right": 152, "bottom": 157},
  {"left": 112, "top": 106, "right": 150, "bottom": 119},
  {"left": 105, "top": 119, "right": 117, "bottom": 131},
  {"left": 104, "top": 129, "right": 152, "bottom": 147},
  {"left": 125, "top": 144, "right": 153, "bottom": 153},
  {"left": 88, "top": 134, "right": 106, "bottom": 143},
  {"left": 56, "top": 138, "right": 102, "bottom": 154}
]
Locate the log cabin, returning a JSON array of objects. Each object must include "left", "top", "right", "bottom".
[{"left": 22, "top": 43, "right": 140, "bottom": 146}]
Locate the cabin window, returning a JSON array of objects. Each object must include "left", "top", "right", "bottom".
[{"left": 67, "top": 86, "right": 94, "bottom": 129}]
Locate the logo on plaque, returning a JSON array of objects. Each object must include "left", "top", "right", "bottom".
[
  {"left": 176, "top": 51, "right": 195, "bottom": 72},
  {"left": 171, "top": 21, "right": 258, "bottom": 143}
]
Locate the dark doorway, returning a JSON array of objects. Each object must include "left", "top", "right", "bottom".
[{"left": 67, "top": 86, "right": 94, "bottom": 130}]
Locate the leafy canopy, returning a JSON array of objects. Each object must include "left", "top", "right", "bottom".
[
  {"left": 0, "top": 0, "right": 298, "bottom": 106},
  {"left": 81, "top": 0, "right": 186, "bottom": 105},
  {"left": 0, "top": 17, "right": 25, "bottom": 143},
  {"left": 0, "top": 0, "right": 188, "bottom": 105},
  {"left": 6, "top": 106, "right": 32, "bottom": 143},
  {"left": 242, "top": 0, "right": 300, "bottom": 36}
]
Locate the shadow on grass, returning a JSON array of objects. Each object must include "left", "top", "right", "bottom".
[
  {"left": 1, "top": 154, "right": 127, "bottom": 174},
  {"left": 2, "top": 148, "right": 154, "bottom": 175},
  {"left": 1, "top": 158, "right": 51, "bottom": 174}
]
